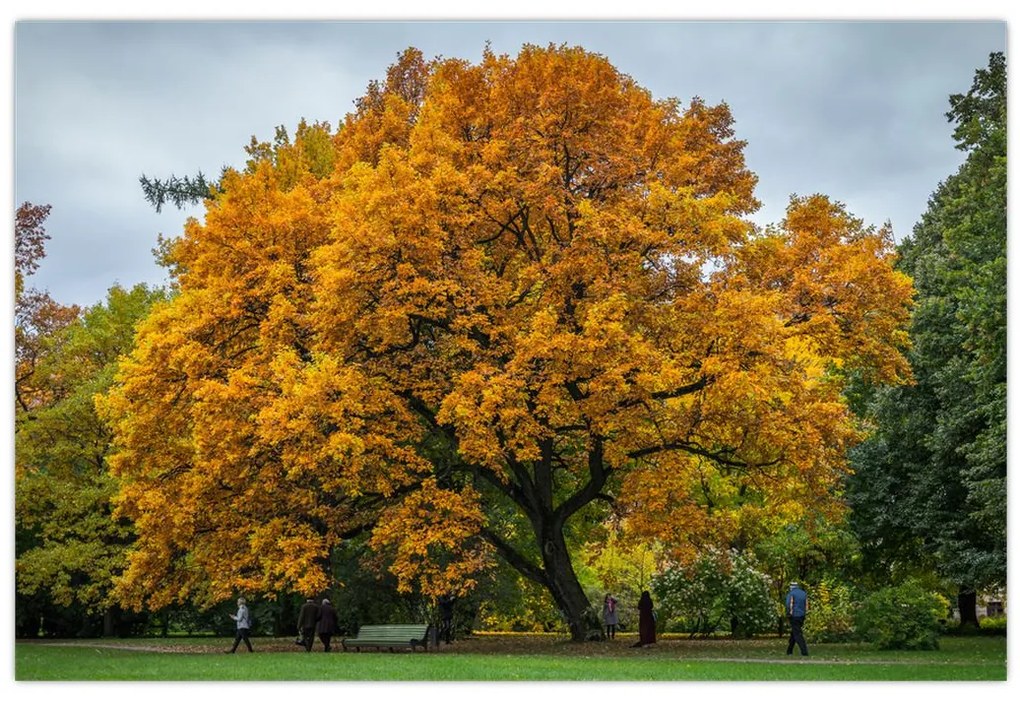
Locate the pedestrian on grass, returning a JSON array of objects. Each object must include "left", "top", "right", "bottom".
[
  {"left": 633, "top": 590, "right": 656, "bottom": 647},
  {"left": 786, "top": 582, "right": 809, "bottom": 656},
  {"left": 227, "top": 597, "right": 254, "bottom": 653},
  {"left": 602, "top": 593, "right": 619, "bottom": 640},
  {"left": 317, "top": 598, "right": 339, "bottom": 652},
  {"left": 297, "top": 597, "right": 320, "bottom": 652},
  {"left": 438, "top": 594, "right": 456, "bottom": 644}
]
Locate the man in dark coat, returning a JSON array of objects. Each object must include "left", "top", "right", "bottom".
[
  {"left": 317, "top": 598, "right": 339, "bottom": 652},
  {"left": 297, "top": 597, "right": 320, "bottom": 652},
  {"left": 438, "top": 594, "right": 455, "bottom": 644}
]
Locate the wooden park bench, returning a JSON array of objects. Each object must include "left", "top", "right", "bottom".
[{"left": 341, "top": 624, "right": 432, "bottom": 652}]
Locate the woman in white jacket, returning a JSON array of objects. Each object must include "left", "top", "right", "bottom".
[{"left": 227, "top": 597, "right": 254, "bottom": 653}]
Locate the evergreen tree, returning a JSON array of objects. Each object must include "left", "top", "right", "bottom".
[{"left": 847, "top": 53, "right": 1006, "bottom": 623}]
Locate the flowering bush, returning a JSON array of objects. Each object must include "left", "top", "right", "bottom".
[
  {"left": 854, "top": 580, "right": 948, "bottom": 649},
  {"left": 652, "top": 553, "right": 727, "bottom": 635},
  {"left": 652, "top": 550, "right": 776, "bottom": 637},
  {"left": 726, "top": 553, "right": 778, "bottom": 636}
]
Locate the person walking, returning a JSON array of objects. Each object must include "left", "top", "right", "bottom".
[
  {"left": 227, "top": 596, "right": 254, "bottom": 653},
  {"left": 438, "top": 594, "right": 456, "bottom": 644},
  {"left": 633, "top": 590, "right": 656, "bottom": 647},
  {"left": 602, "top": 593, "right": 619, "bottom": 640},
  {"left": 786, "top": 581, "right": 809, "bottom": 656},
  {"left": 317, "top": 598, "right": 339, "bottom": 652},
  {"left": 297, "top": 597, "right": 320, "bottom": 652}
]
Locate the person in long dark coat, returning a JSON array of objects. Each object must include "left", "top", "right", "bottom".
[
  {"left": 297, "top": 597, "right": 320, "bottom": 652},
  {"left": 438, "top": 594, "right": 456, "bottom": 644},
  {"left": 317, "top": 598, "right": 339, "bottom": 652},
  {"left": 635, "top": 590, "right": 656, "bottom": 647}
]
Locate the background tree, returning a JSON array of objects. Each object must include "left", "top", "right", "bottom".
[
  {"left": 139, "top": 171, "right": 218, "bottom": 214},
  {"left": 15, "top": 202, "right": 52, "bottom": 286},
  {"left": 102, "top": 45, "right": 913, "bottom": 640},
  {"left": 15, "top": 203, "right": 80, "bottom": 423},
  {"left": 15, "top": 202, "right": 81, "bottom": 636},
  {"left": 581, "top": 525, "right": 662, "bottom": 606},
  {"left": 846, "top": 53, "right": 1006, "bottom": 625},
  {"left": 16, "top": 284, "right": 166, "bottom": 636},
  {"left": 751, "top": 515, "right": 861, "bottom": 634}
]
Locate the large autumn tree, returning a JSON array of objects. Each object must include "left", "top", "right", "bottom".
[{"left": 101, "top": 45, "right": 912, "bottom": 640}]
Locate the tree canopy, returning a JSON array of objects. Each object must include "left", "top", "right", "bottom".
[
  {"left": 847, "top": 52, "right": 1006, "bottom": 603},
  {"left": 100, "top": 45, "right": 913, "bottom": 639}
]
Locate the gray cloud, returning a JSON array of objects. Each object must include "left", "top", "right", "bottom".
[{"left": 14, "top": 20, "right": 1006, "bottom": 307}]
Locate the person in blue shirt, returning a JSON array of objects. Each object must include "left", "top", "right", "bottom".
[{"left": 786, "top": 582, "right": 809, "bottom": 656}]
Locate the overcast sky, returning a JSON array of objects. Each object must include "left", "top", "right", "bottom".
[{"left": 12, "top": 19, "right": 1007, "bottom": 308}]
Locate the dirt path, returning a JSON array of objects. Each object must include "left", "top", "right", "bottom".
[{"left": 21, "top": 637, "right": 969, "bottom": 665}]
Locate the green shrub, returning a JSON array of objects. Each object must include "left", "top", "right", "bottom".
[
  {"left": 942, "top": 617, "right": 961, "bottom": 634},
  {"left": 802, "top": 578, "right": 857, "bottom": 642},
  {"left": 854, "top": 580, "right": 948, "bottom": 650},
  {"left": 978, "top": 615, "right": 1007, "bottom": 632}
]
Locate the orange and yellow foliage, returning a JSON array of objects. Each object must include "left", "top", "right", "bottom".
[{"left": 100, "top": 45, "right": 912, "bottom": 614}]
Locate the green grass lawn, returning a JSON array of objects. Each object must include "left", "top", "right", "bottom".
[{"left": 15, "top": 634, "right": 1006, "bottom": 681}]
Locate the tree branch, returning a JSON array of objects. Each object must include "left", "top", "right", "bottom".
[
  {"left": 554, "top": 435, "right": 614, "bottom": 525},
  {"left": 480, "top": 527, "right": 549, "bottom": 588},
  {"left": 628, "top": 440, "right": 782, "bottom": 471},
  {"left": 617, "top": 375, "right": 711, "bottom": 409}
]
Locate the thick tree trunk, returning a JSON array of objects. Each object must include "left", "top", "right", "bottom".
[
  {"left": 471, "top": 424, "right": 609, "bottom": 642},
  {"left": 540, "top": 525, "right": 601, "bottom": 642},
  {"left": 958, "top": 588, "right": 979, "bottom": 628}
]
